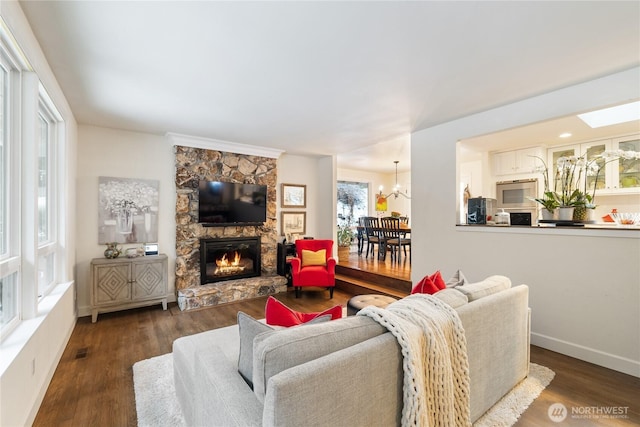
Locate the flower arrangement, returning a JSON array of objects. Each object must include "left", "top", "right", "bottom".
[
  {"left": 531, "top": 156, "right": 559, "bottom": 212},
  {"left": 531, "top": 149, "right": 640, "bottom": 214}
]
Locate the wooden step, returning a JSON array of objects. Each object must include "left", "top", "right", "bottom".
[
  {"left": 335, "top": 264, "right": 411, "bottom": 294},
  {"left": 335, "top": 273, "right": 408, "bottom": 299}
]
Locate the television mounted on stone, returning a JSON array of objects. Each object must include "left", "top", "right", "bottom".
[{"left": 198, "top": 181, "right": 267, "bottom": 226}]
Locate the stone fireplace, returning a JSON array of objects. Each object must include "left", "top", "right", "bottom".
[
  {"left": 173, "top": 143, "right": 287, "bottom": 311},
  {"left": 200, "top": 237, "right": 261, "bottom": 285}
]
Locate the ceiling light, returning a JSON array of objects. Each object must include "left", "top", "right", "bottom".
[
  {"left": 577, "top": 101, "right": 640, "bottom": 128},
  {"left": 559, "top": 132, "right": 572, "bottom": 138},
  {"left": 378, "top": 161, "right": 411, "bottom": 200}
]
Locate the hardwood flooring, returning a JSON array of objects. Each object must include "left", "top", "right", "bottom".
[{"left": 33, "top": 271, "right": 639, "bottom": 426}]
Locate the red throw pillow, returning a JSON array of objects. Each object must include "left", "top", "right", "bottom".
[
  {"left": 411, "top": 271, "right": 447, "bottom": 295},
  {"left": 265, "top": 296, "right": 342, "bottom": 327},
  {"left": 429, "top": 270, "right": 447, "bottom": 291}
]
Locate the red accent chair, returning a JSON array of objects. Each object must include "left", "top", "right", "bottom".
[{"left": 289, "top": 239, "right": 336, "bottom": 298}]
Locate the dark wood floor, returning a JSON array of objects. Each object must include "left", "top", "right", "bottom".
[{"left": 33, "top": 261, "right": 639, "bottom": 426}]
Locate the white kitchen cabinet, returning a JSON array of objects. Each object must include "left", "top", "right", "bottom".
[
  {"left": 90, "top": 254, "right": 168, "bottom": 322},
  {"left": 493, "top": 147, "right": 543, "bottom": 176}
]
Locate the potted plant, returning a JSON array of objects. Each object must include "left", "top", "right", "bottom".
[
  {"left": 530, "top": 156, "right": 559, "bottom": 220},
  {"left": 337, "top": 223, "right": 355, "bottom": 261}
]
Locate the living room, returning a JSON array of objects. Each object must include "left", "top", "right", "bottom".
[{"left": 1, "top": 2, "right": 639, "bottom": 426}]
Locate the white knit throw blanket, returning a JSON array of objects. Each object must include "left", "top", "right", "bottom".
[{"left": 358, "top": 294, "right": 471, "bottom": 427}]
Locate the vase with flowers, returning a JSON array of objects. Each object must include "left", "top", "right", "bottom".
[
  {"left": 530, "top": 156, "right": 559, "bottom": 220},
  {"left": 532, "top": 148, "right": 640, "bottom": 223}
]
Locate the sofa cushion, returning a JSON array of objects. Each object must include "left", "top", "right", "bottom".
[
  {"left": 455, "top": 275, "right": 511, "bottom": 301},
  {"left": 301, "top": 249, "right": 326, "bottom": 266},
  {"left": 252, "top": 315, "right": 387, "bottom": 403},
  {"left": 446, "top": 269, "right": 468, "bottom": 288},
  {"left": 237, "top": 311, "right": 275, "bottom": 387},
  {"left": 411, "top": 271, "right": 446, "bottom": 295},
  {"left": 237, "top": 310, "right": 332, "bottom": 388},
  {"left": 265, "top": 296, "right": 342, "bottom": 327},
  {"left": 433, "top": 288, "right": 468, "bottom": 308}
]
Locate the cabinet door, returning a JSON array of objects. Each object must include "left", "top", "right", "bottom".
[
  {"left": 132, "top": 260, "right": 166, "bottom": 299},
  {"left": 94, "top": 263, "right": 131, "bottom": 305},
  {"left": 517, "top": 147, "right": 543, "bottom": 173},
  {"left": 582, "top": 140, "right": 610, "bottom": 193},
  {"left": 614, "top": 135, "right": 640, "bottom": 190},
  {"left": 548, "top": 145, "right": 578, "bottom": 190},
  {"left": 494, "top": 151, "right": 518, "bottom": 175}
]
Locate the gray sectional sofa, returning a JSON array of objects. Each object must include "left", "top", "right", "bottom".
[{"left": 173, "top": 275, "right": 530, "bottom": 426}]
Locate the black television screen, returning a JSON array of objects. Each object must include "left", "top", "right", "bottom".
[{"left": 198, "top": 181, "right": 267, "bottom": 226}]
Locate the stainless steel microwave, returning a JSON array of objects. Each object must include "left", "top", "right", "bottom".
[{"left": 496, "top": 179, "right": 538, "bottom": 209}]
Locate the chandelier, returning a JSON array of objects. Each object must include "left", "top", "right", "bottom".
[{"left": 378, "top": 161, "right": 411, "bottom": 199}]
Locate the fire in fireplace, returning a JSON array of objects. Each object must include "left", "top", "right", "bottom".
[{"left": 200, "top": 237, "right": 261, "bottom": 285}]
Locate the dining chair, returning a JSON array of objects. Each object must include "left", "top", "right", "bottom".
[
  {"left": 362, "top": 216, "right": 382, "bottom": 259},
  {"left": 380, "top": 217, "right": 411, "bottom": 263}
]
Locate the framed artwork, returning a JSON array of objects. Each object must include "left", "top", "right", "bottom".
[
  {"left": 281, "top": 211, "right": 306, "bottom": 235},
  {"left": 281, "top": 183, "right": 306, "bottom": 208},
  {"left": 98, "top": 176, "right": 160, "bottom": 244}
]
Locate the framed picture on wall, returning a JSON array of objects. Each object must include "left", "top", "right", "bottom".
[
  {"left": 98, "top": 176, "right": 160, "bottom": 244},
  {"left": 281, "top": 211, "right": 306, "bottom": 235},
  {"left": 281, "top": 183, "right": 306, "bottom": 208}
]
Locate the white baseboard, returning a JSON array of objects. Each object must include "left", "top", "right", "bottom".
[{"left": 531, "top": 332, "right": 640, "bottom": 378}]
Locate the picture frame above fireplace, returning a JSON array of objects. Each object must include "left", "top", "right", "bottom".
[
  {"left": 281, "top": 211, "right": 306, "bottom": 236},
  {"left": 281, "top": 183, "right": 306, "bottom": 208}
]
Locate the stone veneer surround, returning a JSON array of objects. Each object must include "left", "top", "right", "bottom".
[{"left": 174, "top": 145, "right": 286, "bottom": 310}]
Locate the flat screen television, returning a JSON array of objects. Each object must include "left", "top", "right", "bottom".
[{"left": 198, "top": 181, "right": 267, "bottom": 226}]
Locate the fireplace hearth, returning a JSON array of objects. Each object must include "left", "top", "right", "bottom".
[{"left": 200, "top": 237, "right": 261, "bottom": 285}]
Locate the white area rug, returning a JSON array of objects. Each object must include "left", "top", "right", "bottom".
[{"left": 133, "top": 354, "right": 554, "bottom": 427}]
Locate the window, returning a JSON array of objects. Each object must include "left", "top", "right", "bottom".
[
  {"left": 0, "top": 46, "right": 20, "bottom": 335},
  {"left": 337, "top": 181, "right": 369, "bottom": 226},
  {"left": 0, "top": 27, "right": 65, "bottom": 338},
  {"left": 36, "top": 89, "right": 60, "bottom": 299}
]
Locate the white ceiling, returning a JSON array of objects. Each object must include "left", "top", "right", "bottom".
[{"left": 17, "top": 1, "right": 640, "bottom": 173}]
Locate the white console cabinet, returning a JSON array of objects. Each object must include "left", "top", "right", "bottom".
[{"left": 90, "top": 254, "right": 168, "bottom": 322}]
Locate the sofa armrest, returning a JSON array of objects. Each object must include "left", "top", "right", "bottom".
[
  {"left": 191, "top": 346, "right": 264, "bottom": 427},
  {"left": 456, "top": 284, "right": 530, "bottom": 422},
  {"left": 263, "top": 333, "right": 403, "bottom": 427}
]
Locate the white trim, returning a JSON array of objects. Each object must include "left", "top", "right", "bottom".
[
  {"left": 0, "top": 17, "right": 32, "bottom": 72},
  {"left": 166, "top": 132, "right": 285, "bottom": 159},
  {"left": 531, "top": 332, "right": 640, "bottom": 378}
]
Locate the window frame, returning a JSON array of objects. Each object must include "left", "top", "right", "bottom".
[
  {"left": 36, "top": 85, "right": 61, "bottom": 300},
  {"left": 0, "top": 43, "right": 22, "bottom": 338}
]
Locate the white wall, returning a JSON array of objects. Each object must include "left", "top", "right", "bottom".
[
  {"left": 75, "top": 126, "right": 176, "bottom": 316},
  {"left": 411, "top": 67, "right": 640, "bottom": 377},
  {"left": 0, "top": 2, "right": 78, "bottom": 425},
  {"left": 277, "top": 154, "right": 323, "bottom": 240}
]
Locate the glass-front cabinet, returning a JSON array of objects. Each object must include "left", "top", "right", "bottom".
[
  {"left": 547, "top": 133, "right": 640, "bottom": 196},
  {"left": 614, "top": 135, "right": 640, "bottom": 191}
]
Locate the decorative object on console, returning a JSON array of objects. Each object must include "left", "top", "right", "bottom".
[
  {"left": 264, "top": 296, "right": 342, "bottom": 327},
  {"left": 98, "top": 176, "right": 159, "bottom": 244},
  {"left": 103, "top": 242, "right": 121, "bottom": 259}
]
